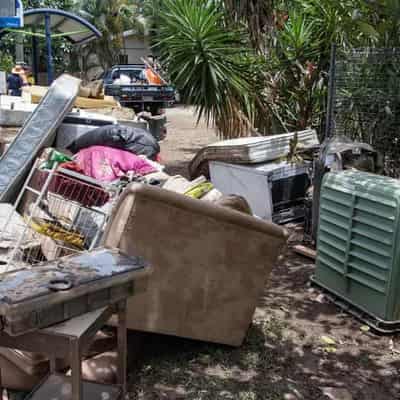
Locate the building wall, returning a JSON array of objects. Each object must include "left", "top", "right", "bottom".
[
  {"left": 122, "top": 36, "right": 151, "bottom": 64},
  {"left": 80, "top": 34, "right": 152, "bottom": 81}
]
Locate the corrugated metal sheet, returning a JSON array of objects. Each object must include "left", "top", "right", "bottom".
[{"left": 315, "top": 170, "right": 400, "bottom": 323}]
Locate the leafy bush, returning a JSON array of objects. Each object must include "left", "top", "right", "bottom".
[
  {"left": 0, "top": 54, "right": 14, "bottom": 73},
  {"left": 150, "top": 0, "right": 400, "bottom": 138},
  {"left": 155, "top": 0, "right": 260, "bottom": 138}
]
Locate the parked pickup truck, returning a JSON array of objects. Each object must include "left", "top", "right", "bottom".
[{"left": 103, "top": 64, "right": 175, "bottom": 115}]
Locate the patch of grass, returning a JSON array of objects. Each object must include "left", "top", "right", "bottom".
[
  {"left": 238, "top": 391, "right": 257, "bottom": 400},
  {"left": 358, "top": 351, "right": 371, "bottom": 366},
  {"left": 128, "top": 316, "right": 296, "bottom": 400},
  {"left": 261, "top": 316, "right": 289, "bottom": 342}
]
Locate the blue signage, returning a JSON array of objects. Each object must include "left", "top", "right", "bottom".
[{"left": 0, "top": 0, "right": 23, "bottom": 29}]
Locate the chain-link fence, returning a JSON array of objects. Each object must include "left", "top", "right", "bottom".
[{"left": 330, "top": 47, "right": 400, "bottom": 177}]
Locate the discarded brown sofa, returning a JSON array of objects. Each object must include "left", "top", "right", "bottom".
[{"left": 103, "top": 184, "right": 288, "bottom": 346}]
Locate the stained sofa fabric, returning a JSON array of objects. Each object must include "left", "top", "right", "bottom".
[{"left": 102, "top": 184, "right": 288, "bottom": 346}]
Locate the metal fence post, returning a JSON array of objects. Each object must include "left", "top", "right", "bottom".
[
  {"left": 45, "top": 12, "right": 54, "bottom": 85},
  {"left": 324, "top": 44, "right": 337, "bottom": 140}
]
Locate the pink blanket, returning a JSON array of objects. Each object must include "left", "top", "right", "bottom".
[{"left": 75, "top": 146, "right": 157, "bottom": 182}]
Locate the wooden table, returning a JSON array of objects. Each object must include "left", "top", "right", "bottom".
[{"left": 0, "top": 301, "right": 127, "bottom": 400}]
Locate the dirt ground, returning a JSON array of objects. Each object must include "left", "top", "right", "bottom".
[
  {"left": 160, "top": 106, "right": 217, "bottom": 178},
  {"left": 127, "top": 106, "right": 400, "bottom": 400}
]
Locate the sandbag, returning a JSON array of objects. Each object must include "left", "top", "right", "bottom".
[{"left": 67, "top": 124, "right": 160, "bottom": 160}]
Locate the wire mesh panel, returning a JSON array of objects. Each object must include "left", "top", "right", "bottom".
[
  {"left": 330, "top": 48, "right": 400, "bottom": 177},
  {"left": 0, "top": 161, "right": 115, "bottom": 271}
]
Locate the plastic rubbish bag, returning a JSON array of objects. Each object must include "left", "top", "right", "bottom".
[{"left": 67, "top": 124, "right": 160, "bottom": 160}]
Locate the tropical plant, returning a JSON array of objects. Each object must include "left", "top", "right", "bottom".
[
  {"left": 155, "top": 0, "right": 261, "bottom": 138},
  {"left": 22, "top": 0, "right": 74, "bottom": 9},
  {"left": 0, "top": 36, "right": 17, "bottom": 67},
  {"left": 0, "top": 54, "right": 14, "bottom": 72},
  {"left": 253, "top": 0, "right": 381, "bottom": 133},
  {"left": 366, "top": 0, "right": 400, "bottom": 47},
  {"left": 262, "top": 0, "right": 382, "bottom": 132},
  {"left": 263, "top": 11, "right": 326, "bottom": 132},
  {"left": 75, "top": 0, "right": 145, "bottom": 73},
  {"left": 222, "top": 0, "right": 275, "bottom": 53},
  {"left": 292, "top": 0, "right": 377, "bottom": 50},
  {"left": 152, "top": 0, "right": 400, "bottom": 138}
]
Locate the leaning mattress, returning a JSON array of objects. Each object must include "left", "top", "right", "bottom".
[
  {"left": 0, "top": 74, "right": 81, "bottom": 202},
  {"left": 189, "top": 129, "right": 319, "bottom": 178}
]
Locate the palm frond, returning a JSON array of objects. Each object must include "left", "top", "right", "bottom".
[{"left": 155, "top": 0, "right": 258, "bottom": 138}]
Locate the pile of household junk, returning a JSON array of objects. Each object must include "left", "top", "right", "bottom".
[
  {"left": 0, "top": 74, "right": 288, "bottom": 398},
  {"left": 0, "top": 74, "right": 163, "bottom": 399},
  {"left": 189, "top": 119, "right": 391, "bottom": 336},
  {"left": 0, "top": 74, "right": 379, "bottom": 398},
  {"left": 189, "top": 120, "right": 381, "bottom": 240}
]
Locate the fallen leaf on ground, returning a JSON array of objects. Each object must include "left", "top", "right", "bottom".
[
  {"left": 321, "top": 387, "right": 353, "bottom": 400},
  {"left": 320, "top": 336, "right": 336, "bottom": 345},
  {"left": 389, "top": 339, "right": 400, "bottom": 355},
  {"left": 315, "top": 294, "right": 326, "bottom": 303},
  {"left": 324, "top": 346, "right": 337, "bottom": 353}
]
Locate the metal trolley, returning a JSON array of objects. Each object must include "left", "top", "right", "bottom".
[{"left": 0, "top": 159, "right": 118, "bottom": 271}]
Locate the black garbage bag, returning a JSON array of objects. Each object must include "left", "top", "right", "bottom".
[{"left": 67, "top": 124, "right": 160, "bottom": 160}]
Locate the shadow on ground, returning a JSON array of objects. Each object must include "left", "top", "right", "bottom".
[
  {"left": 133, "top": 108, "right": 400, "bottom": 399},
  {"left": 125, "top": 249, "right": 400, "bottom": 400}
]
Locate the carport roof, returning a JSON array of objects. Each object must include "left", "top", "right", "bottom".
[{"left": 1, "top": 8, "right": 101, "bottom": 44}]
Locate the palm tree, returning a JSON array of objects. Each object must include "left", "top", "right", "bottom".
[
  {"left": 75, "top": 0, "right": 145, "bottom": 73},
  {"left": 152, "top": 0, "right": 384, "bottom": 138},
  {"left": 155, "top": 0, "right": 259, "bottom": 138},
  {"left": 223, "top": 0, "right": 275, "bottom": 53}
]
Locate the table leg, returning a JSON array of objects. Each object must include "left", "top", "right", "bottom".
[
  {"left": 117, "top": 300, "right": 127, "bottom": 397},
  {"left": 70, "top": 338, "right": 82, "bottom": 400},
  {"left": 49, "top": 357, "right": 58, "bottom": 373},
  {"left": 0, "top": 367, "right": 3, "bottom": 400}
]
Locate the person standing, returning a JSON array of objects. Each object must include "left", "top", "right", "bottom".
[{"left": 7, "top": 65, "right": 24, "bottom": 96}]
